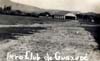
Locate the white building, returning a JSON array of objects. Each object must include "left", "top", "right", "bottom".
[{"left": 53, "top": 12, "right": 77, "bottom": 20}]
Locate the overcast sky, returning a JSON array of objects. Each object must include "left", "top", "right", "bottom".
[{"left": 11, "top": 0, "right": 100, "bottom": 13}]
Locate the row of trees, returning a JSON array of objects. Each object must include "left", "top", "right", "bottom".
[
  {"left": 76, "top": 13, "right": 100, "bottom": 24},
  {"left": 0, "top": 6, "right": 52, "bottom": 18}
]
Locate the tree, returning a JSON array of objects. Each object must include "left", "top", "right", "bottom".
[{"left": 39, "top": 12, "right": 51, "bottom": 16}]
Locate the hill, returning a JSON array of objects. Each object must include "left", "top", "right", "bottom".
[{"left": 0, "top": 0, "right": 45, "bottom": 13}]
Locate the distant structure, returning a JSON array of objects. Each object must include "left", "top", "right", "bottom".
[
  {"left": 76, "top": 12, "right": 96, "bottom": 23},
  {"left": 53, "top": 12, "right": 77, "bottom": 20},
  {"left": 65, "top": 13, "right": 77, "bottom": 20}
]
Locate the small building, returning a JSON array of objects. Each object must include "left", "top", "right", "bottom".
[
  {"left": 53, "top": 12, "right": 77, "bottom": 20},
  {"left": 76, "top": 12, "right": 96, "bottom": 23},
  {"left": 65, "top": 13, "right": 77, "bottom": 20}
]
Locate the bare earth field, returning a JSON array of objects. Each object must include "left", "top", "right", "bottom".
[{"left": 0, "top": 16, "right": 100, "bottom": 61}]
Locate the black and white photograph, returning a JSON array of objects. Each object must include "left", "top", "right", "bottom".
[{"left": 0, "top": 0, "right": 100, "bottom": 61}]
